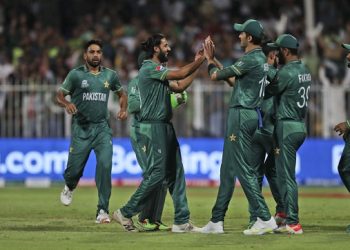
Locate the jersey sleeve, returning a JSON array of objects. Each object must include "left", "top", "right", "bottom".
[
  {"left": 265, "top": 69, "right": 289, "bottom": 96},
  {"left": 110, "top": 72, "right": 123, "bottom": 92},
  {"left": 148, "top": 64, "right": 169, "bottom": 82},
  {"left": 127, "top": 78, "right": 141, "bottom": 114},
  {"left": 216, "top": 57, "right": 251, "bottom": 80},
  {"left": 60, "top": 70, "right": 76, "bottom": 94}
]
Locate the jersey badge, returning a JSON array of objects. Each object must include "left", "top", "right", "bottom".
[
  {"left": 104, "top": 81, "right": 110, "bottom": 88},
  {"left": 156, "top": 65, "right": 165, "bottom": 71},
  {"left": 229, "top": 134, "right": 237, "bottom": 142},
  {"left": 81, "top": 80, "right": 89, "bottom": 88}
]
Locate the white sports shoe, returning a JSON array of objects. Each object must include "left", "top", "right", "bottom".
[
  {"left": 243, "top": 217, "right": 278, "bottom": 235},
  {"left": 112, "top": 209, "right": 137, "bottom": 232},
  {"left": 95, "top": 209, "right": 111, "bottom": 224},
  {"left": 172, "top": 222, "right": 200, "bottom": 233},
  {"left": 198, "top": 221, "right": 224, "bottom": 234},
  {"left": 60, "top": 185, "right": 73, "bottom": 206}
]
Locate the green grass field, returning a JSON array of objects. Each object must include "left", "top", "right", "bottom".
[{"left": 0, "top": 185, "right": 349, "bottom": 250}]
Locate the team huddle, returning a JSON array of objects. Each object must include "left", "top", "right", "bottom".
[{"left": 55, "top": 18, "right": 350, "bottom": 235}]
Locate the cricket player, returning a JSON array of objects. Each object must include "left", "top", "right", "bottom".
[
  {"left": 334, "top": 43, "right": 350, "bottom": 233},
  {"left": 248, "top": 42, "right": 286, "bottom": 227},
  {"left": 266, "top": 34, "right": 312, "bottom": 234},
  {"left": 56, "top": 39, "right": 127, "bottom": 223},
  {"left": 113, "top": 33, "right": 205, "bottom": 232},
  {"left": 127, "top": 52, "right": 194, "bottom": 231},
  {"left": 199, "top": 19, "right": 277, "bottom": 235}
]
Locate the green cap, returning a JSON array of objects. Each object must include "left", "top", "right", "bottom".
[
  {"left": 342, "top": 43, "right": 350, "bottom": 50},
  {"left": 233, "top": 19, "right": 264, "bottom": 39},
  {"left": 267, "top": 34, "right": 299, "bottom": 49}
]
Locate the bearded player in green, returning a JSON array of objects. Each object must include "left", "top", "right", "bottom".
[
  {"left": 113, "top": 33, "right": 205, "bottom": 232},
  {"left": 334, "top": 43, "right": 350, "bottom": 233},
  {"left": 56, "top": 39, "right": 127, "bottom": 224},
  {"left": 127, "top": 52, "right": 194, "bottom": 231},
  {"left": 266, "top": 34, "right": 312, "bottom": 234},
  {"left": 199, "top": 19, "right": 277, "bottom": 235}
]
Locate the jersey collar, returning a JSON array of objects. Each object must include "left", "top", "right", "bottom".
[
  {"left": 83, "top": 64, "right": 105, "bottom": 74},
  {"left": 245, "top": 47, "right": 262, "bottom": 55}
]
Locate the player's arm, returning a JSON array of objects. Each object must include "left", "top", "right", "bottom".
[
  {"left": 203, "top": 40, "right": 241, "bottom": 83},
  {"left": 56, "top": 71, "right": 77, "bottom": 115},
  {"left": 111, "top": 72, "right": 127, "bottom": 120},
  {"left": 166, "top": 57, "right": 205, "bottom": 81},
  {"left": 169, "top": 69, "right": 198, "bottom": 93},
  {"left": 127, "top": 80, "right": 141, "bottom": 114},
  {"left": 265, "top": 70, "right": 288, "bottom": 97},
  {"left": 212, "top": 58, "right": 235, "bottom": 86},
  {"left": 169, "top": 50, "right": 202, "bottom": 92},
  {"left": 116, "top": 89, "right": 127, "bottom": 120}
]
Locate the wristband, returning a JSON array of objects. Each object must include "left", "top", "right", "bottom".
[{"left": 208, "top": 63, "right": 218, "bottom": 76}]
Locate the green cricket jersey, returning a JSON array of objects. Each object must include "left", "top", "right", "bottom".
[
  {"left": 216, "top": 48, "right": 268, "bottom": 109},
  {"left": 60, "top": 65, "right": 123, "bottom": 124},
  {"left": 138, "top": 60, "right": 172, "bottom": 122},
  {"left": 267, "top": 60, "right": 311, "bottom": 121},
  {"left": 127, "top": 76, "right": 141, "bottom": 122},
  {"left": 261, "top": 65, "right": 278, "bottom": 133}
]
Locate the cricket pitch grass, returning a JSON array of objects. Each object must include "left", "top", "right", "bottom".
[{"left": 0, "top": 185, "right": 349, "bottom": 250}]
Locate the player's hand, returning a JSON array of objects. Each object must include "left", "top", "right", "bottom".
[
  {"left": 203, "top": 37, "right": 215, "bottom": 60},
  {"left": 195, "top": 48, "right": 204, "bottom": 61},
  {"left": 117, "top": 110, "right": 127, "bottom": 120},
  {"left": 65, "top": 103, "right": 78, "bottom": 115},
  {"left": 205, "top": 36, "right": 215, "bottom": 50},
  {"left": 334, "top": 122, "right": 348, "bottom": 136}
]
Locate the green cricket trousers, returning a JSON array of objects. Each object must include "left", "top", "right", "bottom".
[
  {"left": 211, "top": 107, "right": 272, "bottom": 223},
  {"left": 121, "top": 122, "right": 190, "bottom": 225},
  {"left": 337, "top": 133, "right": 350, "bottom": 192},
  {"left": 64, "top": 120, "right": 112, "bottom": 215},
  {"left": 130, "top": 121, "right": 167, "bottom": 223},
  {"left": 249, "top": 129, "right": 284, "bottom": 223},
  {"left": 275, "top": 119, "right": 306, "bottom": 225}
]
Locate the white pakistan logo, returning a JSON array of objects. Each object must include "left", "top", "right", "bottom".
[{"left": 81, "top": 80, "right": 89, "bottom": 88}]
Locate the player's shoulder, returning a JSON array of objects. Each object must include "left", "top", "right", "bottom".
[
  {"left": 66, "top": 66, "right": 85, "bottom": 79},
  {"left": 101, "top": 66, "right": 119, "bottom": 76}
]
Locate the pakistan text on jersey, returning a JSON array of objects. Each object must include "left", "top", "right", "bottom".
[
  {"left": 82, "top": 92, "right": 107, "bottom": 102},
  {"left": 298, "top": 73, "right": 311, "bottom": 83}
]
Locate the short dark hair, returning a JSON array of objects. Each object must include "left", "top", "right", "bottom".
[
  {"left": 84, "top": 39, "right": 103, "bottom": 52},
  {"left": 250, "top": 34, "right": 262, "bottom": 45},
  {"left": 262, "top": 40, "right": 276, "bottom": 56},
  {"left": 140, "top": 33, "right": 165, "bottom": 59},
  {"left": 288, "top": 48, "right": 298, "bottom": 55}
]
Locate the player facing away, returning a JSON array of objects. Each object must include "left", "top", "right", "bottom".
[
  {"left": 333, "top": 43, "right": 350, "bottom": 233},
  {"left": 199, "top": 19, "right": 277, "bottom": 235},
  {"left": 56, "top": 39, "right": 127, "bottom": 223},
  {"left": 112, "top": 33, "right": 205, "bottom": 232},
  {"left": 266, "top": 34, "right": 312, "bottom": 234}
]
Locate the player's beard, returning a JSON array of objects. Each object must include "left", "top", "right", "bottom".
[
  {"left": 87, "top": 57, "right": 101, "bottom": 68},
  {"left": 158, "top": 51, "right": 168, "bottom": 63}
]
